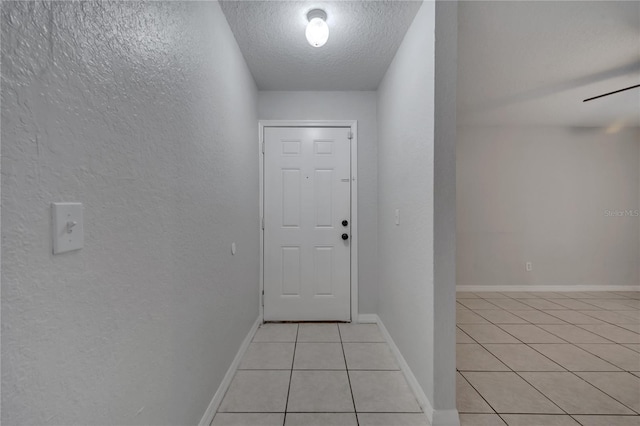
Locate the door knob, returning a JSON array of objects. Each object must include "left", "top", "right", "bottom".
[
  {"left": 342, "top": 233, "right": 349, "bottom": 240},
  {"left": 342, "top": 220, "right": 348, "bottom": 227}
]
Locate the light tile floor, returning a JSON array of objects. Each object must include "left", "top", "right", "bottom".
[
  {"left": 213, "top": 323, "right": 428, "bottom": 426},
  {"left": 458, "top": 291, "right": 640, "bottom": 426}
]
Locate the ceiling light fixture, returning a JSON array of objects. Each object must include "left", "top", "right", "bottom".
[{"left": 306, "top": 9, "right": 329, "bottom": 48}]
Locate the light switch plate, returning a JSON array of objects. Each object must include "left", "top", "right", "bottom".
[{"left": 52, "top": 202, "right": 83, "bottom": 254}]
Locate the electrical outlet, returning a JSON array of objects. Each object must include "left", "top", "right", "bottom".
[{"left": 526, "top": 262, "right": 533, "bottom": 272}]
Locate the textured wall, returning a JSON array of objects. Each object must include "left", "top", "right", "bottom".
[
  {"left": 432, "top": 1, "right": 459, "bottom": 424},
  {"left": 457, "top": 126, "right": 640, "bottom": 288},
  {"left": 258, "top": 91, "right": 379, "bottom": 314},
  {"left": 377, "top": 0, "right": 437, "bottom": 414},
  {"left": 1, "top": 2, "right": 259, "bottom": 425}
]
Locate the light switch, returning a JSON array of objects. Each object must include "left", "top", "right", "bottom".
[
  {"left": 394, "top": 209, "right": 400, "bottom": 225},
  {"left": 52, "top": 202, "right": 83, "bottom": 254}
]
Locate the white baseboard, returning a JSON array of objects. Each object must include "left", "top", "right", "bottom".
[
  {"left": 374, "top": 315, "right": 460, "bottom": 426},
  {"left": 457, "top": 285, "right": 640, "bottom": 293},
  {"left": 357, "top": 313, "right": 378, "bottom": 323},
  {"left": 199, "top": 317, "right": 261, "bottom": 426}
]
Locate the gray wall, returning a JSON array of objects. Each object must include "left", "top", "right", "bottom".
[
  {"left": 433, "top": 1, "right": 459, "bottom": 423},
  {"left": 1, "top": 2, "right": 259, "bottom": 424},
  {"left": 457, "top": 125, "right": 640, "bottom": 288},
  {"left": 258, "top": 91, "right": 379, "bottom": 314},
  {"left": 377, "top": 1, "right": 451, "bottom": 422}
]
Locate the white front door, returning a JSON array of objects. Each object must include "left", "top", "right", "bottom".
[{"left": 263, "top": 127, "right": 351, "bottom": 321}]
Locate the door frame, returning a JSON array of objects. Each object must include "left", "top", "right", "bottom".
[{"left": 258, "top": 120, "right": 358, "bottom": 323}]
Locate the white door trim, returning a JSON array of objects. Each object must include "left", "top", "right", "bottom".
[{"left": 258, "top": 120, "right": 358, "bottom": 323}]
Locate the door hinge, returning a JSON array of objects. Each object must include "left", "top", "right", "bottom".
[
  {"left": 261, "top": 290, "right": 264, "bottom": 307},
  {"left": 347, "top": 131, "right": 353, "bottom": 140},
  {"left": 261, "top": 217, "right": 265, "bottom": 230},
  {"left": 262, "top": 141, "right": 265, "bottom": 154}
]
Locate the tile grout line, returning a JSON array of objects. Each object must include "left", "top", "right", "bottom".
[
  {"left": 566, "top": 370, "right": 640, "bottom": 416},
  {"left": 282, "top": 324, "right": 299, "bottom": 426},
  {"left": 337, "top": 325, "right": 360, "bottom": 426},
  {"left": 463, "top": 298, "right": 629, "bottom": 372},
  {"left": 459, "top": 330, "right": 570, "bottom": 418},
  {"left": 476, "top": 292, "right": 640, "bottom": 341},
  {"left": 459, "top": 298, "right": 580, "bottom": 419},
  {"left": 458, "top": 292, "right": 640, "bottom": 421}
]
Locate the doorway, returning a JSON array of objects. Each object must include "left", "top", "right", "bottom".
[{"left": 259, "top": 121, "right": 358, "bottom": 322}]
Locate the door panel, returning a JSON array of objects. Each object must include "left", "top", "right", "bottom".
[{"left": 264, "top": 127, "right": 351, "bottom": 321}]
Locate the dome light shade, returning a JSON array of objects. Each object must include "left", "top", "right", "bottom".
[{"left": 306, "top": 9, "right": 329, "bottom": 47}]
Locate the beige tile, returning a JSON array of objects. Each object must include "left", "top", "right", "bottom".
[
  {"left": 572, "top": 415, "right": 640, "bottom": 426},
  {"left": 534, "top": 292, "right": 570, "bottom": 299},
  {"left": 459, "top": 414, "right": 507, "bottom": 426},
  {"left": 457, "top": 344, "right": 510, "bottom": 371},
  {"left": 349, "top": 371, "right": 421, "bottom": 412},
  {"left": 498, "top": 325, "right": 565, "bottom": 343},
  {"left": 343, "top": 343, "right": 399, "bottom": 370},
  {"left": 537, "top": 325, "right": 612, "bottom": 344},
  {"left": 287, "top": 370, "right": 354, "bottom": 412},
  {"left": 530, "top": 344, "right": 621, "bottom": 371},
  {"left": 618, "top": 323, "right": 640, "bottom": 334},
  {"left": 459, "top": 299, "right": 502, "bottom": 310},
  {"left": 475, "top": 310, "right": 529, "bottom": 324},
  {"left": 296, "top": 323, "right": 341, "bottom": 342},
  {"left": 617, "top": 299, "right": 640, "bottom": 308},
  {"left": 218, "top": 370, "right": 290, "bottom": 412},
  {"left": 458, "top": 309, "right": 490, "bottom": 324},
  {"left": 486, "top": 299, "right": 534, "bottom": 311},
  {"left": 577, "top": 344, "right": 640, "bottom": 371},
  {"left": 500, "top": 414, "right": 580, "bottom": 425},
  {"left": 338, "top": 323, "right": 385, "bottom": 342},
  {"left": 239, "top": 342, "right": 295, "bottom": 370},
  {"left": 253, "top": 323, "right": 298, "bottom": 342},
  {"left": 293, "top": 343, "right": 346, "bottom": 370},
  {"left": 619, "top": 310, "right": 640, "bottom": 320},
  {"left": 581, "top": 299, "right": 637, "bottom": 310},
  {"left": 457, "top": 327, "right": 476, "bottom": 343},
  {"left": 544, "top": 310, "right": 604, "bottom": 324},
  {"left": 462, "top": 372, "right": 562, "bottom": 414},
  {"left": 552, "top": 299, "right": 604, "bottom": 310},
  {"left": 357, "top": 413, "right": 429, "bottom": 426},
  {"left": 285, "top": 413, "right": 357, "bottom": 426},
  {"left": 520, "top": 372, "right": 634, "bottom": 414},
  {"left": 580, "top": 325, "right": 640, "bottom": 344},
  {"left": 458, "top": 324, "right": 520, "bottom": 343},
  {"left": 577, "top": 372, "right": 640, "bottom": 413},
  {"left": 212, "top": 413, "right": 285, "bottom": 426},
  {"left": 578, "top": 310, "right": 640, "bottom": 324},
  {"left": 625, "top": 344, "right": 640, "bottom": 354},
  {"left": 505, "top": 292, "right": 541, "bottom": 299},
  {"left": 457, "top": 372, "right": 494, "bottom": 413},
  {"left": 568, "top": 292, "right": 602, "bottom": 299},
  {"left": 520, "top": 299, "right": 568, "bottom": 310},
  {"left": 458, "top": 292, "right": 481, "bottom": 299},
  {"left": 585, "top": 292, "right": 628, "bottom": 299},
  {"left": 477, "top": 292, "right": 512, "bottom": 299},
  {"left": 510, "top": 310, "right": 567, "bottom": 324},
  {"left": 483, "top": 344, "right": 564, "bottom": 371}
]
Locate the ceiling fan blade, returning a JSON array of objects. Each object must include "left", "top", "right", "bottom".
[{"left": 583, "top": 84, "right": 640, "bottom": 102}]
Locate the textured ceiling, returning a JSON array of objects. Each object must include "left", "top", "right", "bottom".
[
  {"left": 220, "top": 0, "right": 422, "bottom": 90},
  {"left": 458, "top": 1, "right": 640, "bottom": 127}
]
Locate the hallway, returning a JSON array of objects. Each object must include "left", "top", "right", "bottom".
[{"left": 212, "top": 323, "right": 427, "bottom": 426}]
